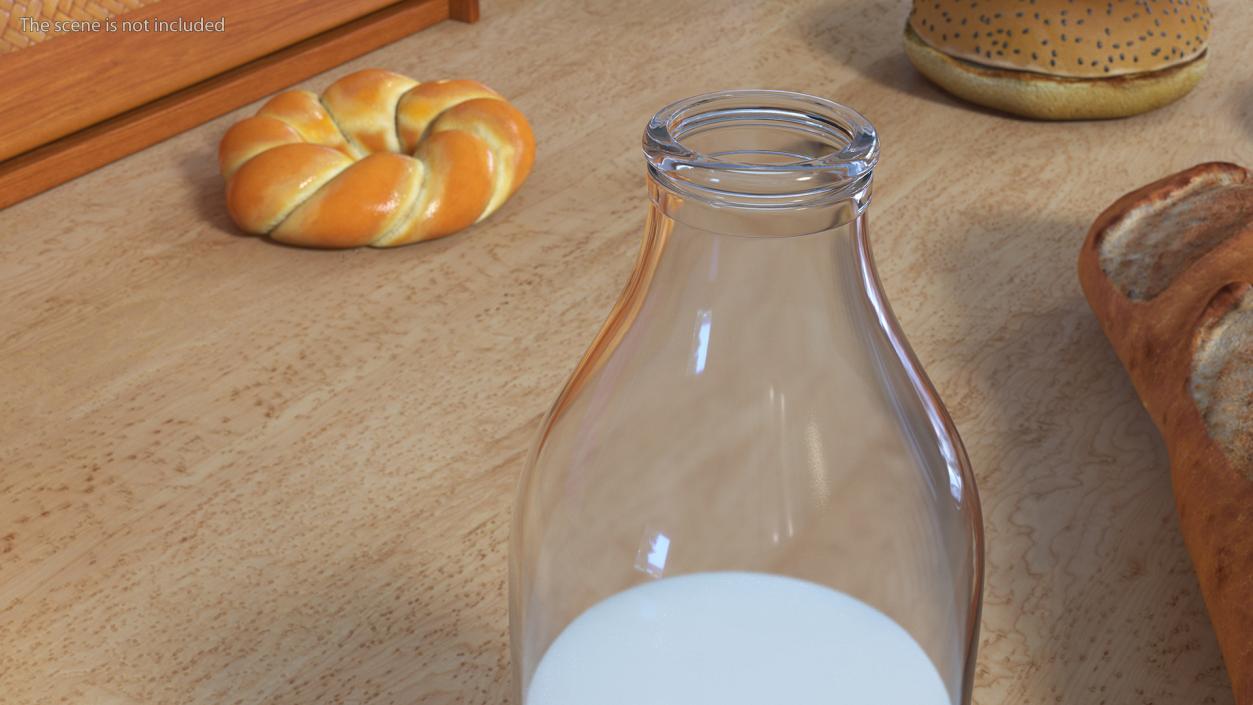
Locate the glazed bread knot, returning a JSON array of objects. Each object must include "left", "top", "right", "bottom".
[{"left": 218, "top": 69, "right": 535, "bottom": 248}]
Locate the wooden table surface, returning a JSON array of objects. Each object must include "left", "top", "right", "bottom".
[{"left": 3, "top": 0, "right": 1251, "bottom": 703}]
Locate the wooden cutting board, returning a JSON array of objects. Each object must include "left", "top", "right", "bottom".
[{"left": 0, "top": 0, "right": 478, "bottom": 208}]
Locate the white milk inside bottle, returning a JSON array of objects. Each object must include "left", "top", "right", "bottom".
[{"left": 526, "top": 571, "right": 952, "bottom": 705}]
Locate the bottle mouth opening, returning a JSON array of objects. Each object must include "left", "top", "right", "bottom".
[{"left": 644, "top": 90, "right": 879, "bottom": 211}]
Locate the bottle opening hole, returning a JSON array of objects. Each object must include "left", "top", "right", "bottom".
[{"left": 673, "top": 109, "right": 855, "bottom": 166}]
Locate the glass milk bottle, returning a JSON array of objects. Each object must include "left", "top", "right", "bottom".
[{"left": 509, "top": 90, "right": 983, "bottom": 705}]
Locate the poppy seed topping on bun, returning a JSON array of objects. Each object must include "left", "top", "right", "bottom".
[{"left": 903, "top": 0, "right": 1212, "bottom": 119}]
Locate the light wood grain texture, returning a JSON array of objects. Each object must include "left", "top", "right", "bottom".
[
  {"left": 0, "top": 0, "right": 461, "bottom": 210},
  {"left": 1, "top": 1, "right": 1250, "bottom": 704},
  {"left": 0, "top": 0, "right": 403, "bottom": 161}
]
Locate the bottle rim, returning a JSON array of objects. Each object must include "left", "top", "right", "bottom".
[{"left": 643, "top": 90, "right": 879, "bottom": 211}]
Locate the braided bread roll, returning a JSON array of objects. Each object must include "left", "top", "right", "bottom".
[{"left": 218, "top": 69, "right": 535, "bottom": 248}]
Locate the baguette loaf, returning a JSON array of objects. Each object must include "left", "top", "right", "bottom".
[{"left": 1078, "top": 162, "right": 1253, "bottom": 702}]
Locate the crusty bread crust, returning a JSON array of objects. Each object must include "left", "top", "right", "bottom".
[
  {"left": 1098, "top": 169, "right": 1253, "bottom": 299},
  {"left": 1078, "top": 162, "right": 1253, "bottom": 702},
  {"left": 904, "top": 26, "right": 1207, "bottom": 120},
  {"left": 1191, "top": 284, "right": 1253, "bottom": 478}
]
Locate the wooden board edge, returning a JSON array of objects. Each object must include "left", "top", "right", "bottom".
[
  {"left": 449, "top": 0, "right": 481, "bottom": 23},
  {"left": 0, "top": 0, "right": 406, "bottom": 160},
  {"left": 0, "top": 0, "right": 456, "bottom": 211}
]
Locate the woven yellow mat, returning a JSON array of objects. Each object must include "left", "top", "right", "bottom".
[{"left": 1, "top": 0, "right": 161, "bottom": 54}]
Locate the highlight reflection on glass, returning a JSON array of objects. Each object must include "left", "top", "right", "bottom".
[
  {"left": 634, "top": 529, "right": 670, "bottom": 578},
  {"left": 691, "top": 309, "right": 712, "bottom": 375}
]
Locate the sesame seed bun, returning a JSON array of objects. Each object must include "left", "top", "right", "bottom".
[{"left": 903, "top": 0, "right": 1212, "bottom": 119}]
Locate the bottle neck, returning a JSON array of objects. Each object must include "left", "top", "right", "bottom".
[
  {"left": 629, "top": 189, "right": 874, "bottom": 371},
  {"left": 547, "top": 89, "right": 882, "bottom": 422},
  {"left": 646, "top": 171, "right": 873, "bottom": 238}
]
